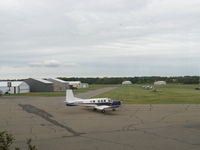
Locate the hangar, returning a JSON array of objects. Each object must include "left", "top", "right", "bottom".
[
  {"left": 154, "top": 81, "right": 167, "bottom": 85},
  {"left": 122, "top": 81, "right": 132, "bottom": 85},
  {"left": 46, "top": 78, "right": 69, "bottom": 91},
  {"left": 66, "top": 81, "right": 82, "bottom": 89},
  {"left": 24, "top": 78, "right": 53, "bottom": 92},
  {"left": 0, "top": 81, "right": 30, "bottom": 94}
]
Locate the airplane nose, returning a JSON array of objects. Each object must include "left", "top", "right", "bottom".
[{"left": 112, "top": 100, "right": 121, "bottom": 106}]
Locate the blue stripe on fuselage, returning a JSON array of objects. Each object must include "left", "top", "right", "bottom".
[{"left": 83, "top": 103, "right": 112, "bottom": 106}]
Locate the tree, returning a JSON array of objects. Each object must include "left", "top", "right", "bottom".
[
  {"left": 0, "top": 131, "right": 14, "bottom": 150},
  {"left": 0, "top": 131, "right": 37, "bottom": 150}
]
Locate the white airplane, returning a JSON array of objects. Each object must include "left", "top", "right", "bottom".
[{"left": 64, "top": 89, "right": 121, "bottom": 113}]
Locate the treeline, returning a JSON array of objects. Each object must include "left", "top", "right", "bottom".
[{"left": 59, "top": 76, "right": 200, "bottom": 84}]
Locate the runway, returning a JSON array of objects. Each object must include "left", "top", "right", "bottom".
[{"left": 1, "top": 94, "right": 200, "bottom": 150}]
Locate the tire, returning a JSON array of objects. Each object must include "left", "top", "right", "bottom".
[{"left": 101, "top": 109, "right": 105, "bottom": 113}]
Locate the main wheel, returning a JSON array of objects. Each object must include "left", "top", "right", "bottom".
[
  {"left": 101, "top": 109, "right": 105, "bottom": 113},
  {"left": 93, "top": 108, "right": 97, "bottom": 111},
  {"left": 112, "top": 108, "right": 116, "bottom": 111}
]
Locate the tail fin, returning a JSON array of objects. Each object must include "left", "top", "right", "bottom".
[{"left": 66, "top": 89, "right": 75, "bottom": 102}]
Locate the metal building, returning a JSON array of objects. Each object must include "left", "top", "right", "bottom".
[
  {"left": 154, "top": 81, "right": 167, "bottom": 85},
  {"left": 46, "top": 78, "right": 69, "bottom": 91},
  {"left": 81, "top": 83, "right": 89, "bottom": 88},
  {"left": 122, "top": 81, "right": 132, "bottom": 85},
  {"left": 0, "top": 81, "right": 30, "bottom": 94},
  {"left": 24, "top": 78, "right": 53, "bottom": 92},
  {"left": 66, "top": 81, "right": 82, "bottom": 89}
]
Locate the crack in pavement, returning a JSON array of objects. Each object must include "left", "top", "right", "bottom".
[
  {"left": 80, "top": 135, "right": 135, "bottom": 149},
  {"left": 18, "top": 104, "right": 81, "bottom": 136},
  {"left": 136, "top": 129, "right": 200, "bottom": 146},
  {"left": 184, "top": 104, "right": 191, "bottom": 111},
  {"left": 18, "top": 104, "right": 135, "bottom": 148},
  {"left": 18, "top": 103, "right": 200, "bottom": 148},
  {"left": 85, "top": 119, "right": 200, "bottom": 148},
  {"left": 155, "top": 111, "right": 181, "bottom": 123}
]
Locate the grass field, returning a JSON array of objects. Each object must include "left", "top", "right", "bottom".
[
  {"left": 11, "top": 84, "right": 111, "bottom": 97},
  {"left": 95, "top": 84, "right": 200, "bottom": 104}
]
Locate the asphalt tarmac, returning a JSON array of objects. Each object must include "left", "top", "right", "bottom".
[{"left": 0, "top": 89, "right": 200, "bottom": 150}]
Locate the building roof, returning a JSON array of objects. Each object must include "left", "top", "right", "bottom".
[
  {"left": 66, "top": 81, "right": 81, "bottom": 84},
  {"left": 49, "top": 78, "right": 68, "bottom": 83},
  {"left": 122, "top": 81, "right": 132, "bottom": 84},
  {"left": 154, "top": 81, "right": 167, "bottom": 85},
  {"left": 154, "top": 81, "right": 166, "bottom": 83},
  {"left": 0, "top": 81, "right": 25, "bottom": 87},
  {"left": 33, "top": 78, "right": 53, "bottom": 84}
]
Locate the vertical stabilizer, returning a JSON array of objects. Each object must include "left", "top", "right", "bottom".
[{"left": 66, "top": 89, "right": 75, "bottom": 102}]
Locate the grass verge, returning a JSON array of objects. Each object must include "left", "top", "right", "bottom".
[{"left": 94, "top": 84, "right": 200, "bottom": 104}]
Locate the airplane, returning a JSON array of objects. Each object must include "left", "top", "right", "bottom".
[{"left": 64, "top": 89, "right": 121, "bottom": 113}]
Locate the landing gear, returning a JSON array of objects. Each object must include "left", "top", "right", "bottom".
[
  {"left": 112, "top": 108, "right": 116, "bottom": 111},
  {"left": 93, "top": 108, "right": 97, "bottom": 111},
  {"left": 101, "top": 109, "right": 105, "bottom": 113}
]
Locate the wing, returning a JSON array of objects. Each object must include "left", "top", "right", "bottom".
[{"left": 94, "top": 105, "right": 111, "bottom": 110}]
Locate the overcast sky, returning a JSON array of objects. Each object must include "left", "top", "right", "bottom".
[{"left": 0, "top": 0, "right": 199, "bottom": 79}]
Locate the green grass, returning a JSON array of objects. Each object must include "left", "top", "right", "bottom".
[
  {"left": 10, "top": 84, "right": 112, "bottom": 97},
  {"left": 94, "top": 84, "right": 200, "bottom": 104}
]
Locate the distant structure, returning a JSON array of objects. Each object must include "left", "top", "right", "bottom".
[
  {"left": 46, "top": 78, "right": 69, "bottom": 91},
  {"left": 24, "top": 78, "right": 53, "bottom": 92},
  {"left": 122, "top": 81, "right": 132, "bottom": 85},
  {"left": 81, "top": 83, "right": 89, "bottom": 88},
  {"left": 0, "top": 81, "right": 30, "bottom": 94},
  {"left": 66, "top": 81, "right": 82, "bottom": 89},
  {"left": 154, "top": 81, "right": 167, "bottom": 85}
]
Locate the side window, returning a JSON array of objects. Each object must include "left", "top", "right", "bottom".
[
  {"left": 98, "top": 100, "right": 100, "bottom": 103},
  {"left": 93, "top": 100, "right": 95, "bottom": 103},
  {"left": 104, "top": 100, "right": 106, "bottom": 102},
  {"left": 101, "top": 100, "right": 103, "bottom": 103}
]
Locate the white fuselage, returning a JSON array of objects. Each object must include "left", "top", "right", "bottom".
[
  {"left": 65, "top": 98, "right": 112, "bottom": 106},
  {"left": 64, "top": 89, "right": 121, "bottom": 112}
]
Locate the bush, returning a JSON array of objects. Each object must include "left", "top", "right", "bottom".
[{"left": 0, "top": 131, "right": 37, "bottom": 150}]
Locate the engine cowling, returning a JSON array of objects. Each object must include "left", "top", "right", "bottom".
[{"left": 112, "top": 100, "right": 121, "bottom": 106}]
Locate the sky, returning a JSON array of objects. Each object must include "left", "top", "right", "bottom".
[{"left": 0, "top": 0, "right": 199, "bottom": 79}]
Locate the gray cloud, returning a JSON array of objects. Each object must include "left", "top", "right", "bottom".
[
  {"left": 29, "top": 60, "right": 61, "bottom": 67},
  {"left": 0, "top": 0, "right": 199, "bottom": 79}
]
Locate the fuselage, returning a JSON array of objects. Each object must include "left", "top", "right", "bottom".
[
  {"left": 64, "top": 89, "right": 121, "bottom": 113},
  {"left": 65, "top": 98, "right": 121, "bottom": 108}
]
